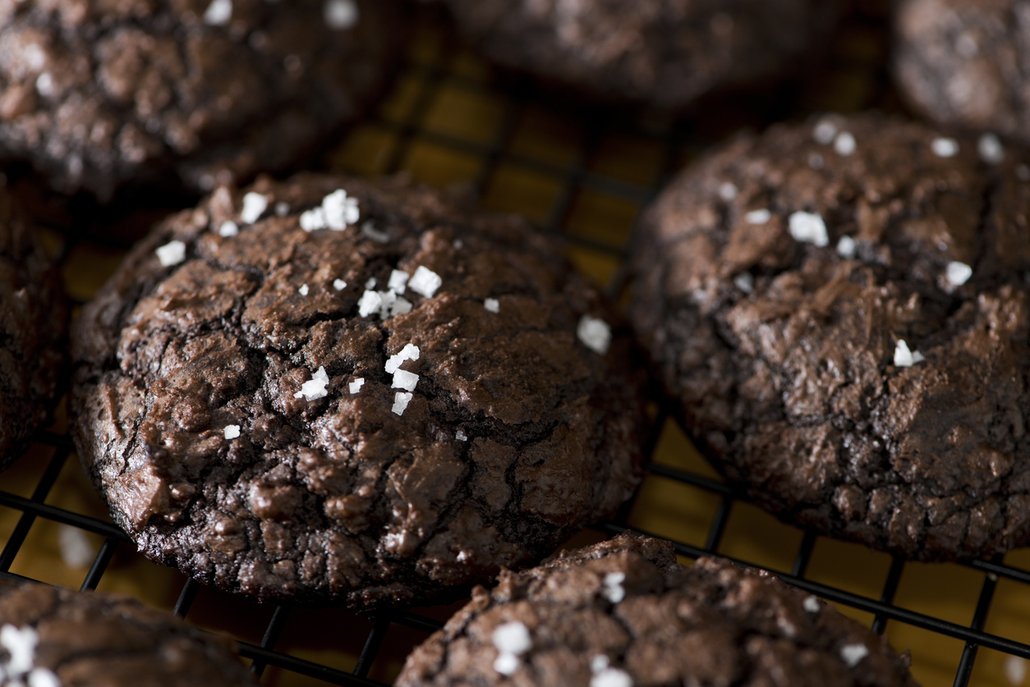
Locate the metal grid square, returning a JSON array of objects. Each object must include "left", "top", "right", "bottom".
[{"left": 2, "top": 3, "right": 1028, "bottom": 686}]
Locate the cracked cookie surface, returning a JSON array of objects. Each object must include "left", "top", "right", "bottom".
[
  {"left": 894, "top": 0, "right": 1030, "bottom": 146},
  {"left": 0, "top": 0, "right": 399, "bottom": 200},
  {"left": 630, "top": 114, "right": 1030, "bottom": 561},
  {"left": 71, "top": 174, "right": 647, "bottom": 609},
  {"left": 0, "top": 184, "right": 66, "bottom": 466},
  {"left": 440, "top": 0, "right": 840, "bottom": 109},
  {"left": 396, "top": 534, "right": 918, "bottom": 687},
  {"left": 0, "top": 579, "right": 256, "bottom": 686}
]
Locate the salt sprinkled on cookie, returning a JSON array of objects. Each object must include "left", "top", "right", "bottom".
[
  {"left": 840, "top": 643, "right": 869, "bottom": 668},
  {"left": 979, "top": 134, "right": 1004, "bottom": 164},
  {"left": 223, "top": 424, "right": 241, "bottom": 440},
  {"left": 834, "top": 131, "right": 856, "bottom": 156},
  {"left": 392, "top": 369, "right": 419, "bottom": 392},
  {"left": 836, "top": 236, "right": 857, "bottom": 259},
  {"left": 357, "top": 290, "right": 382, "bottom": 317},
  {"left": 591, "top": 655, "right": 610, "bottom": 673},
  {"left": 298, "top": 284, "right": 309, "bottom": 296},
  {"left": 718, "top": 182, "right": 738, "bottom": 201},
  {"left": 392, "top": 392, "right": 413, "bottom": 416},
  {"left": 734, "top": 273, "right": 754, "bottom": 294},
  {"left": 591, "top": 668, "right": 634, "bottom": 687},
  {"left": 931, "top": 137, "right": 959, "bottom": 158},
  {"left": 321, "top": 189, "right": 359, "bottom": 230},
  {"left": 240, "top": 192, "right": 269, "bottom": 224},
  {"left": 455, "top": 429, "right": 468, "bottom": 441},
  {"left": 803, "top": 595, "right": 820, "bottom": 613},
  {"left": 813, "top": 117, "right": 838, "bottom": 145},
  {"left": 218, "top": 221, "right": 239, "bottom": 237},
  {"left": 203, "top": 0, "right": 232, "bottom": 25},
  {"left": 1, "top": 624, "right": 38, "bottom": 675},
  {"left": 893, "top": 340, "right": 925, "bottom": 368},
  {"left": 294, "top": 366, "right": 330, "bottom": 401},
  {"left": 385, "top": 344, "right": 420, "bottom": 374},
  {"left": 577, "top": 316, "right": 611, "bottom": 355},
  {"left": 324, "top": 0, "right": 359, "bottom": 29},
  {"left": 788, "top": 211, "right": 829, "bottom": 247},
  {"left": 408, "top": 266, "right": 442, "bottom": 298},
  {"left": 492, "top": 622, "right": 531, "bottom": 675},
  {"left": 946, "top": 261, "right": 973, "bottom": 287},
  {"left": 333, "top": 279, "right": 347, "bottom": 291},
  {"left": 388, "top": 270, "right": 409, "bottom": 294},
  {"left": 484, "top": 298, "right": 500, "bottom": 313},
  {"left": 349, "top": 378, "right": 364, "bottom": 394},
  {"left": 601, "top": 571, "right": 626, "bottom": 603},
  {"left": 745, "top": 209, "right": 771, "bottom": 224},
  {"left": 155, "top": 240, "right": 186, "bottom": 267}
]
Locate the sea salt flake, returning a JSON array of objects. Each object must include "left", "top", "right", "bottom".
[
  {"left": 813, "top": 117, "right": 838, "bottom": 145},
  {"left": 224, "top": 424, "right": 241, "bottom": 440},
  {"left": 349, "top": 378, "right": 364, "bottom": 394},
  {"left": 836, "top": 235, "right": 857, "bottom": 259},
  {"left": 484, "top": 298, "right": 500, "bottom": 313},
  {"left": 218, "top": 221, "right": 239, "bottom": 237},
  {"left": 1005, "top": 656, "right": 1027, "bottom": 685},
  {"left": 357, "top": 290, "right": 383, "bottom": 317},
  {"left": 155, "top": 240, "right": 186, "bottom": 267},
  {"left": 366, "top": 278, "right": 377, "bottom": 289},
  {"left": 324, "top": 0, "right": 359, "bottom": 29},
  {"left": 492, "top": 622, "right": 532, "bottom": 656},
  {"left": 389, "top": 296, "right": 413, "bottom": 317},
  {"left": 35, "top": 72, "right": 54, "bottom": 97},
  {"left": 734, "top": 273, "right": 753, "bottom": 294},
  {"left": 204, "top": 0, "right": 232, "bottom": 25},
  {"left": 493, "top": 652, "right": 519, "bottom": 676},
  {"left": 893, "top": 340, "right": 924, "bottom": 368},
  {"left": 27, "top": 668, "right": 60, "bottom": 687},
  {"left": 385, "top": 344, "right": 420, "bottom": 374},
  {"left": 834, "top": 131, "right": 856, "bottom": 156},
  {"left": 2, "top": 625, "right": 38, "bottom": 675},
  {"left": 788, "top": 211, "right": 829, "bottom": 247},
  {"left": 300, "top": 207, "right": 328, "bottom": 232},
  {"left": 241, "top": 192, "right": 268, "bottom": 224},
  {"left": 58, "top": 525, "right": 94, "bottom": 568},
  {"left": 391, "top": 391, "right": 413, "bottom": 416},
  {"left": 298, "top": 284, "right": 309, "bottom": 296},
  {"left": 946, "top": 261, "right": 973, "bottom": 287},
  {"left": 388, "top": 269, "right": 409, "bottom": 294},
  {"left": 455, "top": 429, "right": 468, "bottom": 442},
  {"left": 577, "top": 316, "right": 611, "bottom": 355},
  {"left": 322, "top": 189, "right": 359, "bottom": 230},
  {"left": 333, "top": 279, "right": 347, "bottom": 291},
  {"left": 591, "top": 655, "right": 610, "bottom": 674},
  {"left": 932, "top": 137, "right": 959, "bottom": 158},
  {"left": 745, "top": 209, "right": 771, "bottom": 224},
  {"left": 591, "top": 668, "right": 634, "bottom": 687},
  {"left": 293, "top": 366, "right": 329, "bottom": 401},
  {"left": 979, "top": 133, "right": 1004, "bottom": 164},
  {"left": 392, "top": 369, "right": 419, "bottom": 392},
  {"left": 409, "top": 266, "right": 442, "bottom": 298},
  {"left": 718, "top": 182, "right": 738, "bottom": 201},
  {"left": 840, "top": 643, "right": 869, "bottom": 668},
  {"left": 803, "top": 595, "right": 820, "bottom": 613},
  {"left": 602, "top": 572, "right": 626, "bottom": 604}
]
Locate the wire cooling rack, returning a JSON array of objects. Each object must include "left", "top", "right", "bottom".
[{"left": 2, "top": 2, "right": 1029, "bottom": 686}]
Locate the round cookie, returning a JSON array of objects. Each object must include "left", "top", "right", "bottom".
[
  {"left": 440, "top": 0, "right": 841, "bottom": 109},
  {"left": 0, "top": 0, "right": 399, "bottom": 200},
  {"left": 71, "top": 174, "right": 647, "bottom": 609},
  {"left": 0, "top": 579, "right": 256, "bottom": 686},
  {"left": 0, "top": 184, "right": 66, "bottom": 466},
  {"left": 396, "top": 534, "right": 918, "bottom": 687},
  {"left": 630, "top": 113, "right": 1030, "bottom": 561},
  {"left": 894, "top": 0, "right": 1030, "bottom": 146}
]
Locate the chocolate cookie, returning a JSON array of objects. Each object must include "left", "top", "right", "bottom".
[
  {"left": 0, "top": 184, "right": 66, "bottom": 466},
  {"left": 630, "top": 113, "right": 1030, "bottom": 561},
  {"left": 0, "top": 1, "right": 399, "bottom": 200},
  {"left": 396, "top": 534, "right": 918, "bottom": 687},
  {"left": 894, "top": 0, "right": 1030, "bottom": 145},
  {"left": 71, "top": 174, "right": 646, "bottom": 608},
  {"left": 440, "top": 0, "right": 840, "bottom": 109},
  {"left": 0, "top": 579, "right": 256, "bottom": 686}
]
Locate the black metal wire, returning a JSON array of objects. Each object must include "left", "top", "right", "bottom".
[{"left": 0, "top": 3, "right": 1026, "bottom": 686}]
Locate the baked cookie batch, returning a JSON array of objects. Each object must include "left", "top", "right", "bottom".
[{"left": 0, "top": 0, "right": 1027, "bottom": 685}]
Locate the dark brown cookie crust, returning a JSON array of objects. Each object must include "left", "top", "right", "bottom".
[
  {"left": 894, "top": 0, "right": 1030, "bottom": 145},
  {"left": 71, "top": 174, "right": 646, "bottom": 609},
  {"left": 440, "top": 0, "right": 841, "bottom": 110},
  {"left": 396, "top": 534, "right": 918, "bottom": 687},
  {"left": 0, "top": 579, "right": 256, "bottom": 686},
  {"left": 630, "top": 114, "right": 1030, "bottom": 561},
  {"left": 0, "top": 185, "right": 66, "bottom": 466},
  {"left": 0, "top": 0, "right": 399, "bottom": 200}
]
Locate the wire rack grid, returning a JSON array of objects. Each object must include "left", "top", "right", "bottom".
[{"left": 1, "top": 3, "right": 1029, "bottom": 687}]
